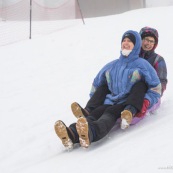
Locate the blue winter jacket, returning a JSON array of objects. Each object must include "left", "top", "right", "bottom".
[{"left": 90, "top": 30, "right": 161, "bottom": 109}]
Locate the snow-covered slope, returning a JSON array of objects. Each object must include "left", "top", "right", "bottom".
[{"left": 0, "top": 6, "right": 173, "bottom": 173}]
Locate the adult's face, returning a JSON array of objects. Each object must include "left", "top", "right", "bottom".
[{"left": 141, "top": 36, "right": 155, "bottom": 51}]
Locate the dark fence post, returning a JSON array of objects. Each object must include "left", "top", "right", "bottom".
[
  {"left": 76, "top": 0, "right": 85, "bottom": 24},
  {"left": 29, "top": 0, "right": 32, "bottom": 39}
]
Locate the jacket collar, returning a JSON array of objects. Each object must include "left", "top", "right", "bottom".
[{"left": 139, "top": 48, "right": 155, "bottom": 59}]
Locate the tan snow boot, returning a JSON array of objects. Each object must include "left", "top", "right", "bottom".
[
  {"left": 76, "top": 117, "right": 90, "bottom": 148},
  {"left": 54, "top": 120, "right": 73, "bottom": 150},
  {"left": 71, "top": 102, "right": 88, "bottom": 119},
  {"left": 121, "top": 110, "right": 133, "bottom": 129}
]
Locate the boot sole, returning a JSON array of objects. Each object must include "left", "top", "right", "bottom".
[
  {"left": 71, "top": 102, "right": 85, "bottom": 119},
  {"left": 54, "top": 120, "right": 73, "bottom": 150},
  {"left": 121, "top": 110, "right": 133, "bottom": 129},
  {"left": 76, "top": 117, "right": 90, "bottom": 148}
]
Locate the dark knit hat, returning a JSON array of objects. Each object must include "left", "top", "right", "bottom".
[{"left": 122, "top": 33, "right": 136, "bottom": 46}]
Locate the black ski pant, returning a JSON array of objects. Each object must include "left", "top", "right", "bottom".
[
  {"left": 69, "top": 104, "right": 126, "bottom": 143},
  {"left": 89, "top": 104, "right": 125, "bottom": 142},
  {"left": 69, "top": 105, "right": 111, "bottom": 143},
  {"left": 85, "top": 81, "right": 148, "bottom": 113},
  {"left": 85, "top": 85, "right": 110, "bottom": 112}
]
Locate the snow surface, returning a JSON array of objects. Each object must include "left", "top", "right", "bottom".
[{"left": 0, "top": 6, "right": 173, "bottom": 173}]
